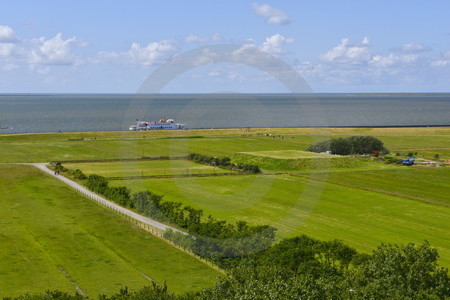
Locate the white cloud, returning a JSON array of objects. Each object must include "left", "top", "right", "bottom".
[
  {"left": 0, "top": 43, "right": 16, "bottom": 57},
  {"left": 431, "top": 50, "right": 450, "bottom": 67},
  {"left": 185, "top": 33, "right": 222, "bottom": 43},
  {"left": 400, "top": 43, "right": 431, "bottom": 53},
  {"left": 208, "top": 70, "right": 221, "bottom": 77},
  {"left": 185, "top": 34, "right": 208, "bottom": 43},
  {"left": 100, "top": 40, "right": 178, "bottom": 66},
  {"left": 362, "top": 36, "right": 370, "bottom": 45},
  {"left": 0, "top": 25, "right": 18, "bottom": 43},
  {"left": 293, "top": 37, "right": 444, "bottom": 90},
  {"left": 370, "top": 53, "right": 419, "bottom": 67},
  {"left": 251, "top": 3, "right": 291, "bottom": 25},
  {"left": 128, "top": 41, "right": 178, "bottom": 66},
  {"left": 320, "top": 37, "right": 372, "bottom": 64},
  {"left": 259, "top": 34, "right": 294, "bottom": 54},
  {"left": 28, "top": 33, "right": 84, "bottom": 65}
]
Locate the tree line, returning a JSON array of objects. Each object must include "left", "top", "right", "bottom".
[
  {"left": 307, "top": 136, "right": 390, "bottom": 156},
  {"left": 54, "top": 162, "right": 87, "bottom": 179},
  {"left": 186, "top": 153, "right": 261, "bottom": 174},
  {"left": 83, "top": 173, "right": 275, "bottom": 261}
]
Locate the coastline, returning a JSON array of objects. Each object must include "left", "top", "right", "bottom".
[{"left": 1, "top": 125, "right": 450, "bottom": 136}]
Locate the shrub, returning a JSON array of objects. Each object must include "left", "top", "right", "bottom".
[
  {"left": 307, "top": 140, "right": 331, "bottom": 153},
  {"left": 308, "top": 136, "right": 389, "bottom": 156},
  {"left": 187, "top": 153, "right": 261, "bottom": 174}
]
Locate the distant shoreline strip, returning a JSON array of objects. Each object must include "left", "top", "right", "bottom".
[{"left": 1, "top": 124, "right": 449, "bottom": 134}]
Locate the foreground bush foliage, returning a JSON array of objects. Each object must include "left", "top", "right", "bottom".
[{"left": 7, "top": 240, "right": 449, "bottom": 299}]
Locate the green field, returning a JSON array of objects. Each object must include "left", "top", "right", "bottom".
[
  {"left": 238, "top": 150, "right": 332, "bottom": 159},
  {"left": 231, "top": 151, "right": 403, "bottom": 172},
  {"left": 109, "top": 171, "right": 450, "bottom": 267},
  {"left": 304, "top": 168, "right": 450, "bottom": 206},
  {"left": 1, "top": 127, "right": 449, "bottom": 163},
  {"left": 64, "top": 160, "right": 233, "bottom": 178},
  {"left": 0, "top": 165, "right": 220, "bottom": 298},
  {"left": 1, "top": 127, "right": 450, "bottom": 294}
]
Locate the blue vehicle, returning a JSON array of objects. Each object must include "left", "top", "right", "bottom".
[{"left": 402, "top": 156, "right": 415, "bottom": 166}]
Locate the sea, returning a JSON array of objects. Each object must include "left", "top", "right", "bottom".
[{"left": 0, "top": 93, "right": 449, "bottom": 134}]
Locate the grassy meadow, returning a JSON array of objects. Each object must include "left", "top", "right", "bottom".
[
  {"left": 109, "top": 173, "right": 450, "bottom": 267},
  {"left": 1, "top": 127, "right": 449, "bottom": 294},
  {"left": 64, "top": 160, "right": 233, "bottom": 178},
  {"left": 0, "top": 164, "right": 220, "bottom": 298},
  {"left": 304, "top": 168, "right": 450, "bottom": 206},
  {"left": 1, "top": 127, "right": 449, "bottom": 163}
]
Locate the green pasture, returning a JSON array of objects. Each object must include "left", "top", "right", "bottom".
[
  {"left": 1, "top": 127, "right": 449, "bottom": 163},
  {"left": 238, "top": 150, "right": 332, "bottom": 159},
  {"left": 0, "top": 135, "right": 310, "bottom": 163},
  {"left": 231, "top": 152, "right": 396, "bottom": 172},
  {"left": 1, "top": 126, "right": 450, "bottom": 284},
  {"left": 304, "top": 168, "right": 450, "bottom": 206},
  {"left": 0, "top": 165, "right": 220, "bottom": 298},
  {"left": 64, "top": 160, "right": 233, "bottom": 178},
  {"left": 110, "top": 173, "right": 450, "bottom": 267}
]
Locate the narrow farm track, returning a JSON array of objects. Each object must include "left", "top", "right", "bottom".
[{"left": 29, "top": 163, "right": 184, "bottom": 233}]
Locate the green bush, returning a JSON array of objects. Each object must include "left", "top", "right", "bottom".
[
  {"left": 308, "top": 136, "right": 389, "bottom": 155},
  {"left": 187, "top": 153, "right": 261, "bottom": 174}
]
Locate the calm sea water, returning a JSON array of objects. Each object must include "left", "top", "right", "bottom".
[{"left": 0, "top": 93, "right": 449, "bottom": 133}]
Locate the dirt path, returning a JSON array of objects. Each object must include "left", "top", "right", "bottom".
[{"left": 29, "top": 163, "right": 184, "bottom": 233}]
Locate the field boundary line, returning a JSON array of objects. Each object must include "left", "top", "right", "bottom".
[
  {"left": 289, "top": 173, "right": 450, "bottom": 208},
  {"left": 57, "top": 265, "right": 86, "bottom": 296}
]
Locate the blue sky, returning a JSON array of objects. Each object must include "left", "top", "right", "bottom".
[{"left": 0, "top": 0, "right": 449, "bottom": 93}]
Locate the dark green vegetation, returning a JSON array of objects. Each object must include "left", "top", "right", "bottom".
[
  {"left": 7, "top": 239, "right": 450, "bottom": 299},
  {"left": 82, "top": 173, "right": 275, "bottom": 262},
  {"left": 54, "top": 162, "right": 87, "bottom": 179},
  {"left": 308, "top": 135, "right": 389, "bottom": 155},
  {"left": 186, "top": 153, "right": 261, "bottom": 174},
  {"left": 0, "top": 165, "right": 220, "bottom": 297}
]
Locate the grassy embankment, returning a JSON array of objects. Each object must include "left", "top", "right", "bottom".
[{"left": 0, "top": 164, "right": 221, "bottom": 298}]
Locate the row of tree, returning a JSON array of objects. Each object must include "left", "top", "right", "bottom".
[
  {"left": 307, "top": 136, "right": 390, "bottom": 156},
  {"left": 186, "top": 153, "right": 261, "bottom": 174},
  {"left": 54, "top": 162, "right": 87, "bottom": 180},
  {"left": 83, "top": 174, "right": 275, "bottom": 261}
]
